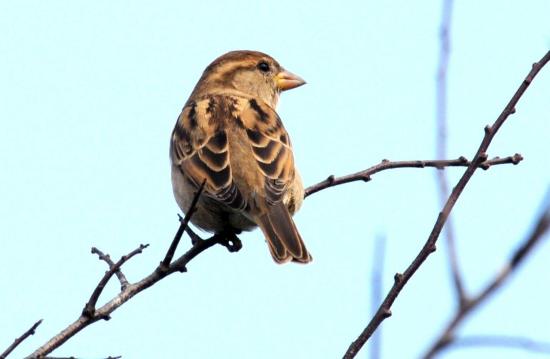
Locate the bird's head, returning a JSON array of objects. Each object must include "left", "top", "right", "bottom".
[{"left": 191, "top": 50, "right": 305, "bottom": 108}]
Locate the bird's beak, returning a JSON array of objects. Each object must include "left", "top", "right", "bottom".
[{"left": 275, "top": 69, "right": 306, "bottom": 91}]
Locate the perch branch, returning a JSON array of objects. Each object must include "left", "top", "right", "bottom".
[
  {"left": 342, "top": 50, "right": 550, "bottom": 359},
  {"left": 26, "top": 183, "right": 244, "bottom": 358}
]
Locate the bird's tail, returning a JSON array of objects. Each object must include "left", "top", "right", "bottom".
[{"left": 256, "top": 202, "right": 312, "bottom": 264}]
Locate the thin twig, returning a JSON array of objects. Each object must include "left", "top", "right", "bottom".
[
  {"left": 305, "top": 154, "right": 522, "bottom": 198},
  {"left": 91, "top": 247, "right": 130, "bottom": 291},
  {"left": 1, "top": 320, "right": 42, "bottom": 359},
  {"left": 161, "top": 179, "right": 206, "bottom": 269},
  {"left": 342, "top": 50, "right": 550, "bottom": 359},
  {"left": 82, "top": 244, "right": 149, "bottom": 318},
  {"left": 422, "top": 189, "right": 550, "bottom": 358},
  {"left": 435, "top": 0, "right": 467, "bottom": 306}
]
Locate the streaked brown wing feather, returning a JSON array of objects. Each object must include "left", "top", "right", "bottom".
[
  {"left": 171, "top": 98, "right": 247, "bottom": 210},
  {"left": 241, "top": 99, "right": 295, "bottom": 205}
]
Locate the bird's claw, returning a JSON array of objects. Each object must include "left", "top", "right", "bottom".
[{"left": 216, "top": 233, "right": 242, "bottom": 253}]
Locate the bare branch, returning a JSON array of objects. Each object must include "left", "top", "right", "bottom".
[
  {"left": 422, "top": 189, "right": 550, "bottom": 358},
  {"left": 305, "top": 155, "right": 522, "bottom": 198},
  {"left": 435, "top": 0, "right": 467, "bottom": 306},
  {"left": 1, "top": 320, "right": 42, "bottom": 359},
  {"left": 342, "top": 50, "right": 550, "bottom": 359}
]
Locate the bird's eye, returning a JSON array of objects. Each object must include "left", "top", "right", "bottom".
[{"left": 257, "top": 61, "right": 270, "bottom": 73}]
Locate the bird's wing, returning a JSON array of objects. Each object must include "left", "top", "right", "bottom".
[
  {"left": 170, "top": 97, "right": 247, "bottom": 211},
  {"left": 239, "top": 98, "right": 310, "bottom": 263},
  {"left": 239, "top": 98, "right": 295, "bottom": 206}
]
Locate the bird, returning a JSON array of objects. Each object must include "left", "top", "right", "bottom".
[{"left": 170, "top": 50, "right": 312, "bottom": 264}]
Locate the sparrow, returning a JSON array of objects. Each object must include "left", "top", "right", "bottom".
[{"left": 170, "top": 50, "right": 312, "bottom": 264}]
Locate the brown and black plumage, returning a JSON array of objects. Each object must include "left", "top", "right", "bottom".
[{"left": 170, "top": 50, "right": 311, "bottom": 264}]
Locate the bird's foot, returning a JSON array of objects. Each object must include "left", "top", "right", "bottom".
[{"left": 215, "top": 232, "right": 242, "bottom": 253}]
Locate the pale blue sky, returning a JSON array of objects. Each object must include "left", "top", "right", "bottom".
[{"left": 1, "top": 1, "right": 549, "bottom": 358}]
